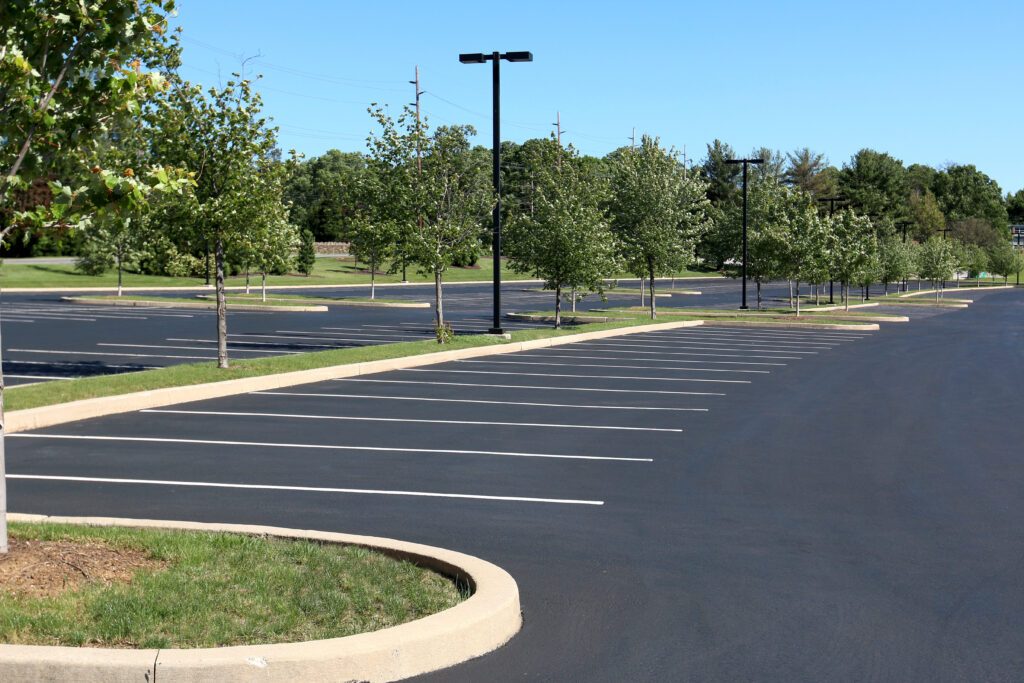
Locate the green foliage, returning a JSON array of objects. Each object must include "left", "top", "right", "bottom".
[
  {"left": 878, "top": 235, "right": 915, "bottom": 286},
  {"left": 837, "top": 149, "right": 908, "bottom": 221},
  {"left": 932, "top": 165, "right": 1009, "bottom": 238},
  {"left": 610, "top": 136, "right": 712, "bottom": 318},
  {"left": 784, "top": 148, "right": 835, "bottom": 198},
  {"left": 296, "top": 229, "right": 316, "bottom": 276},
  {"left": 284, "top": 150, "right": 365, "bottom": 241},
  {"left": 505, "top": 138, "right": 617, "bottom": 327},
  {"left": 916, "top": 236, "right": 959, "bottom": 285},
  {"left": 985, "top": 241, "right": 1018, "bottom": 281},
  {"left": 1006, "top": 189, "right": 1024, "bottom": 224},
  {"left": 696, "top": 139, "right": 741, "bottom": 268},
  {"left": 961, "top": 243, "right": 989, "bottom": 278}
]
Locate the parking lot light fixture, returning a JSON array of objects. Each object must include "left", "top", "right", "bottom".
[
  {"left": 725, "top": 158, "right": 764, "bottom": 310},
  {"left": 459, "top": 50, "right": 533, "bottom": 334}
]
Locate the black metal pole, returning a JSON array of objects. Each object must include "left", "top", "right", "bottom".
[
  {"left": 741, "top": 163, "right": 748, "bottom": 310},
  {"left": 490, "top": 52, "right": 502, "bottom": 334}
]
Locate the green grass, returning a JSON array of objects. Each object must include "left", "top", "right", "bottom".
[
  {"left": 0, "top": 522, "right": 464, "bottom": 648},
  {"left": 6, "top": 319, "right": 668, "bottom": 411},
  {"left": 0, "top": 258, "right": 722, "bottom": 290},
  {"left": 212, "top": 293, "right": 422, "bottom": 305}
]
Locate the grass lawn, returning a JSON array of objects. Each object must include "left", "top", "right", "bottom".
[
  {"left": 0, "top": 258, "right": 722, "bottom": 290},
  {"left": 5, "top": 319, "right": 673, "bottom": 411},
  {"left": 0, "top": 522, "right": 463, "bottom": 648},
  {"left": 209, "top": 293, "right": 424, "bottom": 305}
]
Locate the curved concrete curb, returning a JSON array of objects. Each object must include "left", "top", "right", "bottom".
[
  {"left": 900, "top": 285, "right": 1014, "bottom": 298},
  {"left": 701, "top": 320, "right": 879, "bottom": 331},
  {"left": 6, "top": 319, "right": 704, "bottom": 433},
  {"left": 62, "top": 297, "right": 327, "bottom": 312},
  {"left": 2, "top": 514, "right": 521, "bottom": 683}
]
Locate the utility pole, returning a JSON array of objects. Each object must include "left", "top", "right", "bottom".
[
  {"left": 631, "top": 127, "right": 636, "bottom": 150},
  {"left": 553, "top": 111, "right": 564, "bottom": 168},
  {"left": 406, "top": 65, "right": 425, "bottom": 283}
]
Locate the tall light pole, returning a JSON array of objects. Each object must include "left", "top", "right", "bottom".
[
  {"left": 459, "top": 50, "right": 533, "bottom": 334},
  {"left": 818, "top": 196, "right": 845, "bottom": 303},
  {"left": 725, "top": 158, "right": 763, "bottom": 310}
]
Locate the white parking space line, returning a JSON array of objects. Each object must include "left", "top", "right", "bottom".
[
  {"left": 663, "top": 330, "right": 863, "bottom": 344},
  {"left": 9, "top": 433, "right": 651, "bottom": 463},
  {"left": 455, "top": 359, "right": 768, "bottom": 374},
  {"left": 587, "top": 340, "right": 825, "bottom": 353},
  {"left": 337, "top": 378, "right": 726, "bottom": 396},
  {"left": 98, "top": 343, "right": 299, "bottom": 355},
  {"left": 252, "top": 391, "right": 709, "bottom": 412},
  {"left": 512, "top": 351, "right": 785, "bottom": 366},
  {"left": 4, "top": 374, "right": 70, "bottom": 380},
  {"left": 6, "top": 474, "right": 604, "bottom": 506},
  {"left": 3, "top": 359, "right": 160, "bottom": 369},
  {"left": 234, "top": 332, "right": 416, "bottom": 344},
  {"left": 164, "top": 338, "right": 339, "bottom": 350},
  {"left": 142, "top": 408, "right": 684, "bottom": 432},
  {"left": 405, "top": 368, "right": 750, "bottom": 384},
  {"left": 9, "top": 348, "right": 214, "bottom": 360},
  {"left": 574, "top": 343, "right": 801, "bottom": 360},
  {"left": 653, "top": 332, "right": 837, "bottom": 347}
]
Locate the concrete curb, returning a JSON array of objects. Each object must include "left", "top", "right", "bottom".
[
  {"left": 62, "top": 297, "right": 328, "bottom": 313},
  {"left": 700, "top": 320, "right": 879, "bottom": 331},
  {"left": 900, "top": 285, "right": 1014, "bottom": 297},
  {"left": 6, "top": 320, "right": 704, "bottom": 433},
  {"left": 195, "top": 294, "right": 430, "bottom": 309},
  {"left": 4, "top": 280, "right": 546, "bottom": 294},
  {"left": 2, "top": 514, "right": 521, "bottom": 682}
]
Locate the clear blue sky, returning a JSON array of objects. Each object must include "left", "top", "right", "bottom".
[{"left": 173, "top": 0, "right": 1023, "bottom": 195}]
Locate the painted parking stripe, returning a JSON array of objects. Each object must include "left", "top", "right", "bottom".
[
  {"left": 164, "top": 338, "right": 340, "bottom": 350},
  {"left": 510, "top": 351, "right": 785, "bottom": 366},
  {"left": 8, "top": 433, "right": 651, "bottom": 463},
  {"left": 663, "top": 330, "right": 864, "bottom": 343},
  {"left": 337, "top": 378, "right": 726, "bottom": 396},
  {"left": 455, "top": 359, "right": 768, "bottom": 374},
  {"left": 3, "top": 359, "right": 160, "bottom": 370},
  {"left": 580, "top": 340, "right": 824, "bottom": 353},
  {"left": 4, "top": 374, "right": 71, "bottom": 380},
  {"left": 571, "top": 343, "right": 800, "bottom": 360},
  {"left": 579, "top": 341, "right": 813, "bottom": 356},
  {"left": 232, "top": 332, "right": 419, "bottom": 343},
  {"left": 9, "top": 348, "right": 215, "bottom": 360},
  {"left": 253, "top": 391, "right": 709, "bottom": 412},
  {"left": 142, "top": 408, "right": 684, "bottom": 432},
  {"left": 6, "top": 474, "right": 604, "bottom": 506},
  {"left": 98, "top": 343, "right": 299, "bottom": 355},
  {"left": 405, "top": 368, "right": 751, "bottom": 384},
  {"left": 652, "top": 332, "right": 837, "bottom": 347}
]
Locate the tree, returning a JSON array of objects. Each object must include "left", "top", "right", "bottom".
[
  {"left": 610, "top": 136, "right": 712, "bottom": 319},
  {"left": 986, "top": 241, "right": 1018, "bottom": 284},
  {"left": 932, "top": 165, "right": 1010, "bottom": 239},
  {"left": 784, "top": 148, "right": 834, "bottom": 198},
  {"left": 962, "top": 243, "right": 989, "bottom": 284},
  {"left": 948, "top": 217, "right": 1003, "bottom": 247},
  {"left": 748, "top": 180, "right": 794, "bottom": 309},
  {"left": 878, "top": 235, "right": 914, "bottom": 294},
  {"left": 751, "top": 147, "right": 785, "bottom": 182},
  {"left": 505, "top": 139, "right": 616, "bottom": 328},
  {"left": 837, "top": 149, "right": 908, "bottom": 221},
  {"left": 296, "top": 228, "right": 316, "bottom": 276},
  {"left": 153, "top": 76, "right": 285, "bottom": 368},
  {"left": 831, "top": 210, "right": 874, "bottom": 310},
  {"left": 349, "top": 222, "right": 395, "bottom": 298},
  {"left": 916, "top": 237, "right": 958, "bottom": 300},
  {"left": 0, "top": 0, "right": 180, "bottom": 553},
  {"left": 906, "top": 188, "right": 946, "bottom": 241},
  {"left": 1006, "top": 189, "right": 1024, "bottom": 224}
]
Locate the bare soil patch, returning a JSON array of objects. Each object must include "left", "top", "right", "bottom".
[{"left": 0, "top": 538, "right": 165, "bottom": 599}]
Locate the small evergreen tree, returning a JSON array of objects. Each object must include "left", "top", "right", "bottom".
[{"left": 296, "top": 229, "right": 316, "bottom": 276}]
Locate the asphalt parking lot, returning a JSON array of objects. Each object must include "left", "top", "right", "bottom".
[{"left": 6, "top": 282, "right": 1022, "bottom": 680}]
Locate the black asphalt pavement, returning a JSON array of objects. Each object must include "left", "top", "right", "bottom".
[{"left": 4, "top": 283, "right": 1022, "bottom": 680}]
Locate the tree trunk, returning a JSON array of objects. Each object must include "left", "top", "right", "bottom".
[
  {"left": 215, "top": 236, "right": 228, "bottom": 369},
  {"left": 845, "top": 283, "right": 850, "bottom": 312},
  {"left": 649, "top": 262, "right": 657, "bottom": 320},
  {"left": 116, "top": 255, "right": 123, "bottom": 297},
  {"left": 756, "top": 280, "right": 762, "bottom": 310},
  {"left": 571, "top": 286, "right": 577, "bottom": 313},
  {"left": 434, "top": 269, "right": 444, "bottom": 339},
  {"left": 370, "top": 254, "right": 376, "bottom": 300},
  {"left": 245, "top": 264, "right": 250, "bottom": 295},
  {"left": 788, "top": 280, "right": 794, "bottom": 309},
  {"left": 261, "top": 271, "right": 267, "bottom": 302},
  {"left": 639, "top": 278, "right": 645, "bottom": 308},
  {"left": 795, "top": 281, "right": 801, "bottom": 316},
  {"left": 554, "top": 285, "right": 561, "bottom": 329}
]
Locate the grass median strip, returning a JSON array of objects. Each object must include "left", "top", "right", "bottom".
[
  {"left": 4, "top": 319, "right": 672, "bottom": 411},
  {"left": 0, "top": 521, "right": 463, "bottom": 648}
]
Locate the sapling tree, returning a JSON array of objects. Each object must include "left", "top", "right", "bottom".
[
  {"left": 504, "top": 138, "right": 616, "bottom": 328},
  {"left": 878, "top": 234, "right": 914, "bottom": 295},
  {"left": 350, "top": 221, "right": 397, "bottom": 299},
  {"left": 295, "top": 228, "right": 316, "bottom": 276},
  {"left": 831, "top": 210, "right": 874, "bottom": 310},
  {"left": 917, "top": 236, "right": 959, "bottom": 300},
  {"left": 153, "top": 76, "right": 285, "bottom": 368},
  {"left": 609, "top": 136, "right": 711, "bottom": 319},
  {"left": 986, "top": 241, "right": 1017, "bottom": 284}
]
